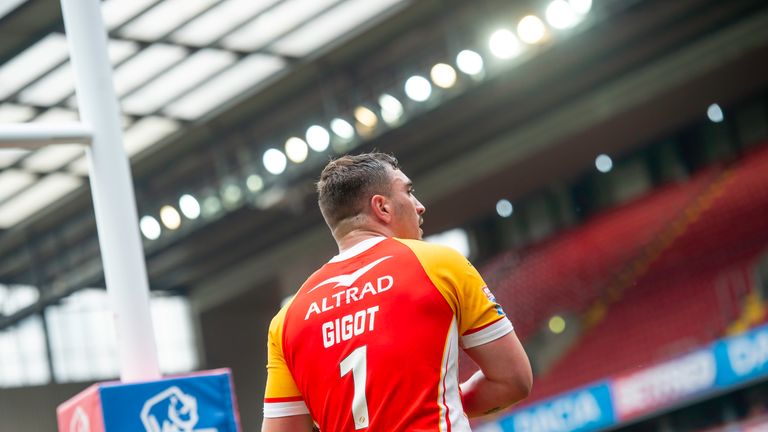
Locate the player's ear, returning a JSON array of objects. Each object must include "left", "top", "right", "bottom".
[{"left": 370, "top": 194, "right": 392, "bottom": 223}]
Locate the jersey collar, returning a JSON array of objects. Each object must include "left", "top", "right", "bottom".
[{"left": 329, "top": 236, "right": 387, "bottom": 263}]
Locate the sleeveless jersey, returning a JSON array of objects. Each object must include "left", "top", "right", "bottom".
[{"left": 263, "top": 237, "right": 513, "bottom": 431}]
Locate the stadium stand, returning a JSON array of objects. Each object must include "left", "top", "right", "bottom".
[
  {"left": 481, "top": 172, "right": 717, "bottom": 341},
  {"left": 464, "top": 142, "right": 768, "bottom": 406}
]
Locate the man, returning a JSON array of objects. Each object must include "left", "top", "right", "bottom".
[{"left": 262, "top": 153, "right": 531, "bottom": 431}]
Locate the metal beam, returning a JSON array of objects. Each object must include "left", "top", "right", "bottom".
[
  {"left": 60, "top": 0, "right": 160, "bottom": 382},
  {"left": 0, "top": 123, "right": 92, "bottom": 149}
]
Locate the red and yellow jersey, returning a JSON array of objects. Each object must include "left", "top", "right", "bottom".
[{"left": 263, "top": 237, "right": 513, "bottom": 431}]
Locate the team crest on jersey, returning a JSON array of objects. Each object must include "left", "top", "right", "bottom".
[{"left": 483, "top": 286, "right": 505, "bottom": 316}]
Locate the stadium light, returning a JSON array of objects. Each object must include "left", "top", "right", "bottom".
[
  {"left": 285, "top": 137, "right": 309, "bottom": 163},
  {"left": 246, "top": 174, "right": 264, "bottom": 192},
  {"left": 178, "top": 194, "right": 200, "bottom": 220},
  {"left": 354, "top": 106, "right": 378, "bottom": 128},
  {"left": 201, "top": 194, "right": 222, "bottom": 219},
  {"left": 159, "top": 205, "right": 181, "bottom": 230},
  {"left": 221, "top": 182, "right": 243, "bottom": 208},
  {"left": 139, "top": 215, "right": 161, "bottom": 240},
  {"left": 354, "top": 106, "right": 378, "bottom": 138},
  {"left": 305, "top": 125, "right": 330, "bottom": 152},
  {"left": 489, "top": 29, "right": 522, "bottom": 59},
  {"left": 707, "top": 103, "right": 724, "bottom": 123},
  {"left": 378, "top": 94, "right": 404, "bottom": 125},
  {"left": 404, "top": 75, "right": 432, "bottom": 102},
  {"left": 517, "top": 15, "right": 547, "bottom": 44},
  {"left": 330, "top": 118, "right": 355, "bottom": 140},
  {"left": 496, "top": 199, "right": 513, "bottom": 217},
  {"left": 595, "top": 154, "right": 613, "bottom": 173},
  {"left": 456, "top": 49, "right": 484, "bottom": 76},
  {"left": 430, "top": 63, "right": 457, "bottom": 88},
  {"left": 546, "top": 0, "right": 578, "bottom": 29},
  {"left": 263, "top": 148, "right": 287, "bottom": 174}
]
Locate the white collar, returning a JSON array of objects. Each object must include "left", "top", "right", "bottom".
[{"left": 329, "top": 236, "right": 386, "bottom": 263}]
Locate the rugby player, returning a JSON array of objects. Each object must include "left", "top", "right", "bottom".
[{"left": 262, "top": 153, "right": 531, "bottom": 431}]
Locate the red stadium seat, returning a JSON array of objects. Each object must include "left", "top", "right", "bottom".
[{"left": 464, "top": 143, "right": 768, "bottom": 406}]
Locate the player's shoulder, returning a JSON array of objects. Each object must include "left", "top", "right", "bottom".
[
  {"left": 393, "top": 238, "right": 468, "bottom": 267},
  {"left": 269, "top": 302, "right": 290, "bottom": 331},
  {"left": 269, "top": 293, "right": 300, "bottom": 333}
]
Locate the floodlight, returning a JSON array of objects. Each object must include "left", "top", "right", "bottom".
[{"left": 404, "top": 76, "right": 432, "bottom": 102}]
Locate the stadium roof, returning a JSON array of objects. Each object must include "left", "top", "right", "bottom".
[{"left": 0, "top": 0, "right": 409, "bottom": 228}]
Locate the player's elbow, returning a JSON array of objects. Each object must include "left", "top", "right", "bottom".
[
  {"left": 517, "top": 369, "right": 534, "bottom": 400},
  {"left": 501, "top": 365, "right": 533, "bottom": 404}
]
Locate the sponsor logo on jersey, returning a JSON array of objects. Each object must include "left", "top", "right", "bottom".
[
  {"left": 483, "top": 286, "right": 505, "bottom": 316},
  {"left": 305, "top": 275, "right": 393, "bottom": 320},
  {"left": 482, "top": 286, "right": 496, "bottom": 302},
  {"left": 309, "top": 256, "right": 392, "bottom": 293}
]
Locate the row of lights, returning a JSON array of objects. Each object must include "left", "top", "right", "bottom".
[
  {"left": 139, "top": 194, "right": 200, "bottom": 240},
  {"left": 139, "top": 0, "right": 594, "bottom": 240},
  {"left": 139, "top": 169, "right": 281, "bottom": 239},
  {"left": 257, "top": 0, "right": 593, "bottom": 176},
  {"left": 142, "top": 155, "right": 610, "bottom": 233}
]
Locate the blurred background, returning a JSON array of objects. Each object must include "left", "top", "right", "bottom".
[{"left": 1, "top": 0, "right": 767, "bottom": 430}]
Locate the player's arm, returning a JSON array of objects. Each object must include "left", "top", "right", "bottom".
[
  {"left": 397, "top": 240, "right": 533, "bottom": 417},
  {"left": 262, "top": 415, "right": 314, "bottom": 432},
  {"left": 262, "top": 304, "right": 314, "bottom": 432},
  {"left": 460, "top": 330, "right": 532, "bottom": 417}
]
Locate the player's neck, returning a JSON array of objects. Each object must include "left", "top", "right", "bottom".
[{"left": 335, "top": 227, "right": 391, "bottom": 254}]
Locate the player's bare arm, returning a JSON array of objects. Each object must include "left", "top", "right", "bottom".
[
  {"left": 460, "top": 331, "right": 532, "bottom": 417},
  {"left": 261, "top": 414, "right": 314, "bottom": 432}
]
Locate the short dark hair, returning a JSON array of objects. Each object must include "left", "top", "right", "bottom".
[{"left": 317, "top": 152, "right": 399, "bottom": 228}]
